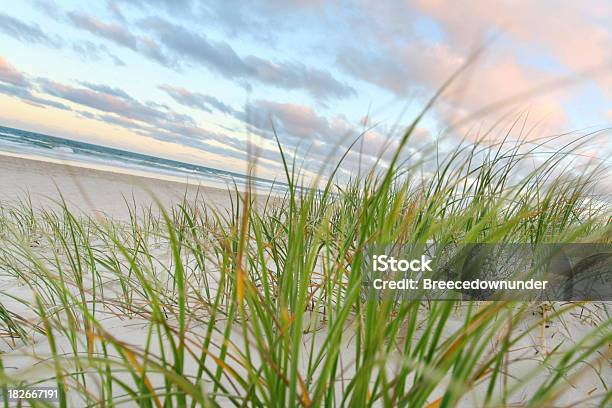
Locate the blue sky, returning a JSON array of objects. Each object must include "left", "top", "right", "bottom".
[{"left": 0, "top": 0, "right": 610, "bottom": 179}]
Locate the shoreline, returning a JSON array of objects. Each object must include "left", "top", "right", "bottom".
[
  {"left": 0, "top": 153, "right": 233, "bottom": 219},
  {"left": 0, "top": 149, "right": 237, "bottom": 190}
]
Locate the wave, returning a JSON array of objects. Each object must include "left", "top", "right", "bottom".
[
  {"left": 0, "top": 125, "right": 291, "bottom": 195},
  {"left": 52, "top": 146, "right": 74, "bottom": 154}
]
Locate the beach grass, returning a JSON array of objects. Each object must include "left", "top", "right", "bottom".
[{"left": 0, "top": 112, "right": 610, "bottom": 407}]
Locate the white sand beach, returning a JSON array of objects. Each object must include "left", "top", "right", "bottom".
[
  {"left": 0, "top": 153, "right": 608, "bottom": 407},
  {"left": 0, "top": 153, "right": 232, "bottom": 218}
]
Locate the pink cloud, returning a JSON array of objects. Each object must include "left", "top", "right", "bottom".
[
  {"left": 361, "top": 39, "right": 571, "bottom": 136},
  {"left": 412, "top": 0, "right": 612, "bottom": 94},
  {"left": 249, "top": 100, "right": 329, "bottom": 139},
  {"left": 0, "top": 57, "right": 27, "bottom": 87},
  {"left": 339, "top": 1, "right": 610, "bottom": 139}
]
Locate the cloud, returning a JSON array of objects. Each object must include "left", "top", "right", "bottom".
[
  {"left": 72, "top": 41, "right": 126, "bottom": 66},
  {"left": 39, "top": 79, "right": 148, "bottom": 119},
  {"left": 414, "top": 0, "right": 612, "bottom": 101},
  {"left": 78, "top": 82, "right": 132, "bottom": 99},
  {"left": 65, "top": 10, "right": 355, "bottom": 101},
  {"left": 159, "top": 85, "right": 237, "bottom": 115},
  {"left": 119, "top": 0, "right": 264, "bottom": 37},
  {"left": 28, "top": 73, "right": 253, "bottom": 155},
  {"left": 141, "top": 17, "right": 356, "bottom": 100},
  {"left": 413, "top": 0, "right": 611, "bottom": 69},
  {"left": 142, "top": 17, "right": 250, "bottom": 74},
  {"left": 106, "top": 0, "right": 127, "bottom": 23},
  {"left": 68, "top": 11, "right": 173, "bottom": 67},
  {"left": 338, "top": 47, "right": 415, "bottom": 96},
  {"left": 243, "top": 98, "right": 443, "bottom": 177},
  {"left": 129, "top": 0, "right": 333, "bottom": 42},
  {"left": 39, "top": 79, "right": 263, "bottom": 163},
  {"left": 338, "top": 27, "right": 573, "bottom": 136},
  {"left": 0, "top": 56, "right": 71, "bottom": 110},
  {"left": 325, "top": 0, "right": 612, "bottom": 142},
  {"left": 0, "top": 83, "right": 71, "bottom": 110},
  {"left": 190, "top": 1, "right": 328, "bottom": 46},
  {"left": 244, "top": 56, "right": 356, "bottom": 100},
  {"left": 0, "top": 12, "right": 62, "bottom": 47},
  {"left": 0, "top": 57, "right": 27, "bottom": 87},
  {"left": 31, "top": 0, "right": 62, "bottom": 20},
  {"left": 119, "top": 0, "right": 194, "bottom": 14},
  {"left": 248, "top": 100, "right": 331, "bottom": 140},
  {"left": 245, "top": 99, "right": 413, "bottom": 162},
  {"left": 0, "top": 12, "right": 124, "bottom": 66},
  {"left": 38, "top": 78, "right": 200, "bottom": 129},
  {"left": 0, "top": 57, "right": 243, "bottom": 155}
]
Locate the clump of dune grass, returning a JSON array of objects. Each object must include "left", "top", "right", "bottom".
[{"left": 0, "top": 106, "right": 610, "bottom": 407}]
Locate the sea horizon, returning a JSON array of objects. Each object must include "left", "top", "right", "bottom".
[{"left": 0, "top": 124, "right": 287, "bottom": 193}]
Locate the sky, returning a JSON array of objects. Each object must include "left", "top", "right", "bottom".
[{"left": 0, "top": 0, "right": 610, "bottom": 180}]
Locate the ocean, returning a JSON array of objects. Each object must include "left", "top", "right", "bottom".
[{"left": 0, "top": 125, "right": 287, "bottom": 194}]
